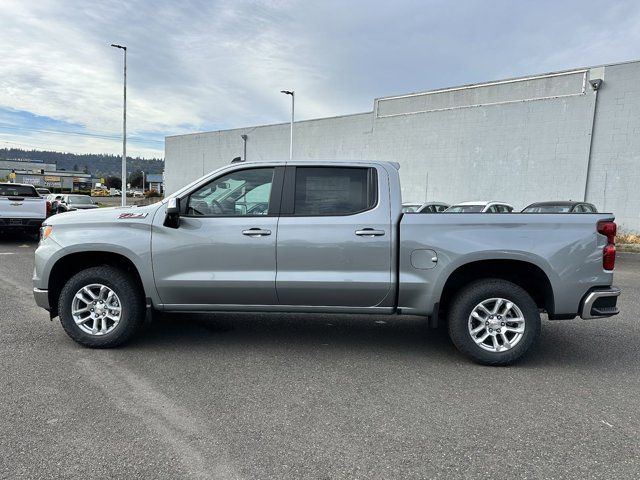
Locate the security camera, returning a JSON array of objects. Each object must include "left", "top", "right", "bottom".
[{"left": 589, "top": 79, "right": 603, "bottom": 91}]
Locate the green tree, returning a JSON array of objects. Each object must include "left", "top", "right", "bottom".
[
  {"left": 104, "top": 176, "right": 122, "bottom": 189},
  {"left": 129, "top": 170, "right": 143, "bottom": 188}
]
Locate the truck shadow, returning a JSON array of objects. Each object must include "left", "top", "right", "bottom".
[
  {"left": 126, "top": 313, "right": 635, "bottom": 369},
  {"left": 132, "top": 312, "right": 457, "bottom": 359},
  {"left": 0, "top": 231, "right": 39, "bottom": 245}
]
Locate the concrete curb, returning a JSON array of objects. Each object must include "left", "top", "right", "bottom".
[{"left": 618, "top": 244, "right": 640, "bottom": 253}]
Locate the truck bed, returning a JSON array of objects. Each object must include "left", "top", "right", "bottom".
[{"left": 398, "top": 212, "right": 614, "bottom": 317}]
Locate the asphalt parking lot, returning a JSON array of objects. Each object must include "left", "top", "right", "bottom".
[{"left": 1, "top": 234, "right": 639, "bottom": 479}]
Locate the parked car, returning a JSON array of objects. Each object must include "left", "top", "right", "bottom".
[
  {"left": 36, "top": 188, "right": 51, "bottom": 196},
  {"left": 446, "top": 201, "right": 514, "bottom": 213},
  {"left": 34, "top": 160, "right": 619, "bottom": 365},
  {"left": 401, "top": 203, "right": 423, "bottom": 213},
  {"left": 417, "top": 202, "right": 450, "bottom": 213},
  {"left": 0, "top": 183, "right": 47, "bottom": 235},
  {"left": 522, "top": 201, "right": 598, "bottom": 213},
  {"left": 55, "top": 194, "right": 99, "bottom": 213}
]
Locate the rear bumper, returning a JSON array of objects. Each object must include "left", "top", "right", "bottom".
[
  {"left": 580, "top": 286, "right": 621, "bottom": 319},
  {"left": 33, "top": 288, "right": 50, "bottom": 311},
  {"left": 0, "top": 218, "right": 45, "bottom": 228}
]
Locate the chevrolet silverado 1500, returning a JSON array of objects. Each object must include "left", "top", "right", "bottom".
[
  {"left": 1, "top": 183, "right": 47, "bottom": 235},
  {"left": 33, "top": 161, "right": 620, "bottom": 365}
]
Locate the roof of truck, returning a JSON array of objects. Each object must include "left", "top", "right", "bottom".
[{"left": 0, "top": 182, "right": 37, "bottom": 187}]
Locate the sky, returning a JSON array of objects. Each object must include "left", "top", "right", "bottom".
[{"left": 0, "top": 0, "right": 639, "bottom": 158}]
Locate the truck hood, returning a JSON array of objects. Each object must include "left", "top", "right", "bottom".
[{"left": 45, "top": 202, "right": 163, "bottom": 227}]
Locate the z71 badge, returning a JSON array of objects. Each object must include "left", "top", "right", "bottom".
[{"left": 118, "top": 212, "right": 148, "bottom": 219}]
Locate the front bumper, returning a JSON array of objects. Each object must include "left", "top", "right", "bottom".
[
  {"left": 580, "top": 286, "right": 620, "bottom": 319},
  {"left": 33, "top": 288, "right": 50, "bottom": 311}
]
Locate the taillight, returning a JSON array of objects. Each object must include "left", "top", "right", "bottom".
[
  {"left": 603, "top": 244, "right": 616, "bottom": 270},
  {"left": 597, "top": 221, "right": 617, "bottom": 270},
  {"left": 597, "top": 221, "right": 616, "bottom": 244},
  {"left": 46, "top": 201, "right": 51, "bottom": 217}
]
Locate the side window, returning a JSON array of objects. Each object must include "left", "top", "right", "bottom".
[
  {"left": 487, "top": 205, "right": 499, "bottom": 213},
  {"left": 574, "top": 204, "right": 585, "bottom": 213},
  {"left": 436, "top": 205, "right": 447, "bottom": 212},
  {"left": 293, "top": 167, "right": 377, "bottom": 216},
  {"left": 186, "top": 168, "right": 274, "bottom": 217}
]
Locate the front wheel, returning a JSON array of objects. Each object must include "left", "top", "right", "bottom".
[
  {"left": 58, "top": 266, "right": 145, "bottom": 348},
  {"left": 447, "top": 279, "right": 541, "bottom": 366}
]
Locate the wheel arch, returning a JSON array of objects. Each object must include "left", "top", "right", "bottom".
[
  {"left": 437, "top": 259, "right": 555, "bottom": 320},
  {"left": 47, "top": 250, "right": 147, "bottom": 317}
]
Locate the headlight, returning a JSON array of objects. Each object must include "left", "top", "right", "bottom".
[{"left": 40, "top": 225, "right": 53, "bottom": 241}]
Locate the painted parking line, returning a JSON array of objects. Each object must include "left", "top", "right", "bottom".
[{"left": 0, "top": 252, "right": 16, "bottom": 255}]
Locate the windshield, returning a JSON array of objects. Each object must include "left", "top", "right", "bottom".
[
  {"left": 446, "top": 205, "right": 484, "bottom": 213},
  {"left": 68, "top": 195, "right": 94, "bottom": 204},
  {"left": 523, "top": 205, "right": 572, "bottom": 213},
  {"left": 0, "top": 184, "right": 39, "bottom": 197}
]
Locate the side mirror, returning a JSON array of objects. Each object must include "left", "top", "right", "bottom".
[{"left": 164, "top": 197, "right": 181, "bottom": 228}]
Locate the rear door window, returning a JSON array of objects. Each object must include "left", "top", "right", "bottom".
[{"left": 292, "top": 167, "right": 377, "bottom": 216}]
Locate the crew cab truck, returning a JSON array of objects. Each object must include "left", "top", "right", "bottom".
[
  {"left": 33, "top": 161, "right": 620, "bottom": 365},
  {"left": 1, "top": 183, "right": 48, "bottom": 235}
]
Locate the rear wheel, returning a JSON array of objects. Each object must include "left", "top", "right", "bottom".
[
  {"left": 447, "top": 279, "right": 541, "bottom": 365},
  {"left": 58, "top": 266, "right": 145, "bottom": 348}
]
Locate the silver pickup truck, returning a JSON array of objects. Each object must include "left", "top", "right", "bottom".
[
  {"left": 1, "top": 183, "right": 48, "bottom": 235},
  {"left": 33, "top": 161, "right": 620, "bottom": 365}
]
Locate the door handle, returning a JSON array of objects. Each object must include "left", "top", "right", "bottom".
[
  {"left": 355, "top": 228, "right": 385, "bottom": 237},
  {"left": 242, "top": 228, "right": 271, "bottom": 237}
]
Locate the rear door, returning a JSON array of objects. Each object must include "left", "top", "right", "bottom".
[{"left": 275, "top": 165, "right": 392, "bottom": 308}]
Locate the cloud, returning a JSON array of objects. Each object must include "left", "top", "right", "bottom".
[{"left": 0, "top": 0, "right": 639, "bottom": 158}]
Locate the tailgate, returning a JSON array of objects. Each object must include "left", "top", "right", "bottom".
[{"left": 0, "top": 197, "right": 47, "bottom": 220}]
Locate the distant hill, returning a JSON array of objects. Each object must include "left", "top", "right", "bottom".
[{"left": 0, "top": 148, "right": 164, "bottom": 178}]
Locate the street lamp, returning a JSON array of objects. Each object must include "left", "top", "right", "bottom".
[
  {"left": 241, "top": 134, "right": 248, "bottom": 161},
  {"left": 111, "top": 43, "right": 127, "bottom": 206},
  {"left": 280, "top": 90, "right": 294, "bottom": 160}
]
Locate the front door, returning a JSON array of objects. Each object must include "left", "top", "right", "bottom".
[
  {"left": 275, "top": 165, "right": 392, "bottom": 308},
  {"left": 152, "top": 166, "right": 282, "bottom": 307}
]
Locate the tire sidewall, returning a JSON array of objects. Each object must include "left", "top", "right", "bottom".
[
  {"left": 58, "top": 266, "right": 143, "bottom": 347},
  {"left": 448, "top": 279, "right": 541, "bottom": 365}
]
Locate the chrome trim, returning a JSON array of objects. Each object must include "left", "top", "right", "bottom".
[
  {"left": 33, "top": 288, "right": 50, "bottom": 311},
  {"left": 580, "top": 287, "right": 621, "bottom": 319}
]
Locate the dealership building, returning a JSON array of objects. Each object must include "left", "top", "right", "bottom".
[
  {"left": 0, "top": 159, "right": 94, "bottom": 190},
  {"left": 165, "top": 59, "right": 640, "bottom": 231}
]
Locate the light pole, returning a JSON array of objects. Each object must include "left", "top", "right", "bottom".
[
  {"left": 280, "top": 90, "right": 294, "bottom": 160},
  {"left": 141, "top": 170, "right": 145, "bottom": 192},
  {"left": 241, "top": 134, "right": 248, "bottom": 161},
  {"left": 111, "top": 43, "right": 127, "bottom": 206}
]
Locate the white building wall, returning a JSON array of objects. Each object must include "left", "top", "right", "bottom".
[{"left": 165, "top": 60, "right": 640, "bottom": 231}]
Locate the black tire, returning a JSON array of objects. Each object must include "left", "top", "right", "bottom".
[
  {"left": 447, "top": 279, "right": 541, "bottom": 366},
  {"left": 58, "top": 266, "right": 145, "bottom": 348}
]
